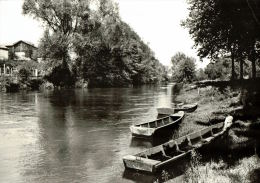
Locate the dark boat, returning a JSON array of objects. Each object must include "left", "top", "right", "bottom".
[
  {"left": 123, "top": 116, "right": 233, "bottom": 173},
  {"left": 157, "top": 103, "right": 198, "bottom": 115},
  {"left": 130, "top": 111, "right": 185, "bottom": 138}
]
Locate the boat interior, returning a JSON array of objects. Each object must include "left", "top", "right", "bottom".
[
  {"left": 135, "top": 123, "right": 224, "bottom": 162},
  {"left": 135, "top": 115, "right": 181, "bottom": 128}
]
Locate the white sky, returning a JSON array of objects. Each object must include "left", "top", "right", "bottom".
[{"left": 0, "top": 0, "right": 209, "bottom": 68}]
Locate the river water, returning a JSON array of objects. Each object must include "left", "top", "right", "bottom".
[{"left": 0, "top": 84, "right": 181, "bottom": 183}]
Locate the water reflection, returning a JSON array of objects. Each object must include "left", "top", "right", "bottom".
[
  {"left": 0, "top": 84, "right": 178, "bottom": 183},
  {"left": 1, "top": 84, "right": 258, "bottom": 183}
]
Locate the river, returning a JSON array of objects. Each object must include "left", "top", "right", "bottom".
[{"left": 0, "top": 84, "right": 183, "bottom": 183}]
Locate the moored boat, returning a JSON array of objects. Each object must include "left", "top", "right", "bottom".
[
  {"left": 130, "top": 111, "right": 185, "bottom": 138},
  {"left": 123, "top": 116, "right": 233, "bottom": 173},
  {"left": 157, "top": 103, "right": 198, "bottom": 115}
]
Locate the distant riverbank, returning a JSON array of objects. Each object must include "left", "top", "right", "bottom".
[{"left": 0, "top": 75, "right": 43, "bottom": 92}]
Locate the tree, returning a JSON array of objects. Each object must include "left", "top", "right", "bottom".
[
  {"left": 196, "top": 68, "right": 207, "bottom": 81},
  {"left": 183, "top": 0, "right": 260, "bottom": 80},
  {"left": 171, "top": 52, "right": 196, "bottom": 83},
  {"left": 73, "top": 0, "right": 167, "bottom": 86},
  {"left": 23, "top": 0, "right": 167, "bottom": 87},
  {"left": 23, "top": 0, "right": 93, "bottom": 86}
]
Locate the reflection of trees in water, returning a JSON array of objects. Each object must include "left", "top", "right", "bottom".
[
  {"left": 33, "top": 85, "right": 179, "bottom": 182},
  {"left": 41, "top": 86, "right": 167, "bottom": 127},
  {"left": 47, "top": 89, "right": 76, "bottom": 107},
  {"left": 171, "top": 83, "right": 183, "bottom": 104}
]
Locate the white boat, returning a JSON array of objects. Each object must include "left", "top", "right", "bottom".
[{"left": 130, "top": 111, "right": 185, "bottom": 138}]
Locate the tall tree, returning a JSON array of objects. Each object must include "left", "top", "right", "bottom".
[
  {"left": 23, "top": 0, "right": 167, "bottom": 87},
  {"left": 23, "top": 0, "right": 93, "bottom": 86},
  {"left": 183, "top": 0, "right": 260, "bottom": 80},
  {"left": 171, "top": 52, "right": 196, "bottom": 83}
]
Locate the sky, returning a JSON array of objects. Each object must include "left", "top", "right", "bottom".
[{"left": 0, "top": 0, "right": 209, "bottom": 68}]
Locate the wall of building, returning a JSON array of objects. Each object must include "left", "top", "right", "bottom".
[
  {"left": 13, "top": 42, "right": 36, "bottom": 59},
  {"left": 7, "top": 42, "right": 37, "bottom": 61},
  {"left": 0, "top": 49, "right": 8, "bottom": 60}
]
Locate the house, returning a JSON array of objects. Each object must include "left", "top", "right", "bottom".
[
  {"left": 6, "top": 40, "right": 37, "bottom": 61},
  {"left": 0, "top": 45, "right": 9, "bottom": 60},
  {"left": 0, "top": 41, "right": 39, "bottom": 76}
]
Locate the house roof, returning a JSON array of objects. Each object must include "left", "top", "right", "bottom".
[
  {"left": 6, "top": 40, "right": 37, "bottom": 48},
  {"left": 0, "top": 45, "right": 8, "bottom": 50}
]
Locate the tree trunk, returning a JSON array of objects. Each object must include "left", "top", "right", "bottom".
[
  {"left": 240, "top": 58, "right": 243, "bottom": 80},
  {"left": 231, "top": 51, "right": 235, "bottom": 80},
  {"left": 252, "top": 58, "right": 256, "bottom": 79}
]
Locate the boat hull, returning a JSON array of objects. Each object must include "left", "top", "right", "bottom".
[
  {"left": 130, "top": 126, "right": 156, "bottom": 137},
  {"left": 123, "top": 155, "right": 160, "bottom": 172},
  {"left": 157, "top": 103, "right": 198, "bottom": 115},
  {"left": 124, "top": 116, "right": 233, "bottom": 173},
  {"left": 130, "top": 111, "right": 185, "bottom": 138},
  {"left": 175, "top": 104, "right": 197, "bottom": 113}
]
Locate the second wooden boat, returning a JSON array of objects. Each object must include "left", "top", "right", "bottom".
[
  {"left": 124, "top": 116, "right": 233, "bottom": 173},
  {"left": 157, "top": 103, "right": 198, "bottom": 115},
  {"left": 130, "top": 111, "right": 185, "bottom": 138}
]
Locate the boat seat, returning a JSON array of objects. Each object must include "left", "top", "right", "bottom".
[
  {"left": 202, "top": 136, "right": 214, "bottom": 143},
  {"left": 162, "top": 154, "right": 172, "bottom": 159},
  {"left": 161, "top": 146, "right": 172, "bottom": 159},
  {"left": 162, "top": 119, "right": 165, "bottom": 125},
  {"left": 210, "top": 129, "right": 222, "bottom": 137},
  {"left": 175, "top": 141, "right": 185, "bottom": 153},
  {"left": 168, "top": 140, "right": 175, "bottom": 148},
  {"left": 186, "top": 136, "right": 193, "bottom": 147},
  {"left": 212, "top": 133, "right": 220, "bottom": 137},
  {"left": 191, "top": 143, "right": 203, "bottom": 148},
  {"left": 210, "top": 129, "right": 214, "bottom": 136}
]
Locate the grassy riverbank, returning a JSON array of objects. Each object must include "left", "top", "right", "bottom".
[
  {"left": 171, "top": 154, "right": 260, "bottom": 183},
  {"left": 171, "top": 84, "right": 240, "bottom": 138},
  {"left": 163, "top": 83, "right": 260, "bottom": 183}
]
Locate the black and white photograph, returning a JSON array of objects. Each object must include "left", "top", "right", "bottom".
[{"left": 0, "top": 0, "right": 260, "bottom": 182}]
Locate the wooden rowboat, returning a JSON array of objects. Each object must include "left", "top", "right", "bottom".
[
  {"left": 123, "top": 116, "right": 233, "bottom": 173},
  {"left": 130, "top": 111, "right": 185, "bottom": 138},
  {"left": 157, "top": 103, "right": 198, "bottom": 115}
]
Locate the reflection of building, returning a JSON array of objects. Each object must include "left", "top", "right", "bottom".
[
  {"left": 0, "top": 45, "right": 9, "bottom": 60},
  {"left": 6, "top": 40, "right": 37, "bottom": 61}
]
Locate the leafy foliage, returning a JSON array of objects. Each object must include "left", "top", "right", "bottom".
[
  {"left": 18, "top": 68, "right": 31, "bottom": 82},
  {"left": 204, "top": 57, "right": 255, "bottom": 80},
  {"left": 183, "top": 0, "right": 260, "bottom": 79},
  {"left": 196, "top": 68, "right": 207, "bottom": 81},
  {"left": 171, "top": 52, "right": 196, "bottom": 83},
  {"left": 23, "top": 0, "right": 167, "bottom": 87}
]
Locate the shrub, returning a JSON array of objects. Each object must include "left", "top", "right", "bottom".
[{"left": 18, "top": 68, "right": 31, "bottom": 82}]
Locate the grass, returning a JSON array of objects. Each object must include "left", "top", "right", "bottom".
[
  {"left": 162, "top": 84, "right": 260, "bottom": 183},
  {"left": 170, "top": 84, "right": 239, "bottom": 139},
  {"left": 160, "top": 150, "right": 260, "bottom": 183},
  {"left": 182, "top": 151, "right": 260, "bottom": 183}
]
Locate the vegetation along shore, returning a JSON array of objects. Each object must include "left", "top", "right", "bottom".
[{"left": 1, "top": 0, "right": 260, "bottom": 182}]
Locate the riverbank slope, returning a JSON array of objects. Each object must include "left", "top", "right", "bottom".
[{"left": 166, "top": 83, "right": 260, "bottom": 183}]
